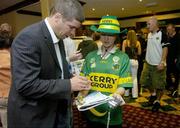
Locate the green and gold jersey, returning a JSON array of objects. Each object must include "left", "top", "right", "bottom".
[{"left": 81, "top": 46, "right": 133, "bottom": 125}]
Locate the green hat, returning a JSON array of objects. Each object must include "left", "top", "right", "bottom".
[{"left": 90, "top": 16, "right": 120, "bottom": 34}]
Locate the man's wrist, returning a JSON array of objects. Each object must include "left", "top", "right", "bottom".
[{"left": 160, "top": 61, "right": 166, "bottom": 66}]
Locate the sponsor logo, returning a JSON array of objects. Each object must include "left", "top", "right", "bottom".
[{"left": 89, "top": 73, "right": 118, "bottom": 93}]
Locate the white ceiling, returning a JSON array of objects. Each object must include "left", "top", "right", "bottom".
[{"left": 1, "top": 0, "right": 180, "bottom": 18}]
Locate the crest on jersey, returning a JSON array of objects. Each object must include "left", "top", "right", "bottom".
[
  {"left": 112, "top": 56, "right": 120, "bottom": 70},
  {"left": 90, "top": 58, "right": 96, "bottom": 68}
]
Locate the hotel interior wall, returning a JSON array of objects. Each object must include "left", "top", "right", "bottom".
[
  {"left": 0, "top": 11, "right": 179, "bottom": 36},
  {"left": 0, "top": 11, "right": 41, "bottom": 37},
  {"left": 82, "top": 13, "right": 180, "bottom": 27}
]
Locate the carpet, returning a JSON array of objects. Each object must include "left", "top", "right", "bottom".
[
  {"left": 126, "top": 90, "right": 180, "bottom": 115},
  {"left": 122, "top": 105, "right": 180, "bottom": 128},
  {"left": 73, "top": 105, "right": 180, "bottom": 128}
]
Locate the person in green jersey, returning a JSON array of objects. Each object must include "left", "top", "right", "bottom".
[{"left": 79, "top": 16, "right": 133, "bottom": 128}]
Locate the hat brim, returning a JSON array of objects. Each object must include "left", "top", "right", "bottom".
[
  {"left": 90, "top": 25, "right": 98, "bottom": 32},
  {"left": 90, "top": 25, "right": 126, "bottom": 35}
]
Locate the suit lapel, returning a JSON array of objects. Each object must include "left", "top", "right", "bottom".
[
  {"left": 45, "top": 40, "right": 60, "bottom": 68},
  {"left": 40, "top": 21, "right": 60, "bottom": 69}
]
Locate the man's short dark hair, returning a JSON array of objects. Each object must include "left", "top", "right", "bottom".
[{"left": 50, "top": 0, "right": 85, "bottom": 23}]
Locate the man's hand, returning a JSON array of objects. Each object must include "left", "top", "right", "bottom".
[
  {"left": 70, "top": 75, "right": 91, "bottom": 92},
  {"left": 157, "top": 61, "right": 166, "bottom": 70}
]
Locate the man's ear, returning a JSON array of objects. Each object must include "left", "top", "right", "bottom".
[
  {"left": 54, "top": 12, "right": 63, "bottom": 22},
  {"left": 55, "top": 12, "right": 63, "bottom": 18}
]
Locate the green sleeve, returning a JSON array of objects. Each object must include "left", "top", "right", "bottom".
[{"left": 118, "top": 54, "right": 133, "bottom": 88}]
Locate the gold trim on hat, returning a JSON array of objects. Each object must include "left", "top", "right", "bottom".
[
  {"left": 100, "top": 18, "right": 119, "bottom": 26},
  {"left": 98, "top": 25, "right": 120, "bottom": 31}
]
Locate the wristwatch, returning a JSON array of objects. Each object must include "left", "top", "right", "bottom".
[{"left": 160, "top": 61, "right": 167, "bottom": 66}]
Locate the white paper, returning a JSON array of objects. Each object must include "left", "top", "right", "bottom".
[
  {"left": 76, "top": 91, "right": 125, "bottom": 111},
  {"left": 70, "top": 59, "right": 85, "bottom": 75}
]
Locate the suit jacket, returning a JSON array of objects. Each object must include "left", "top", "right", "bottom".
[{"left": 8, "top": 21, "right": 72, "bottom": 128}]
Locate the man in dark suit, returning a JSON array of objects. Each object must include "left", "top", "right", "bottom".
[{"left": 7, "top": 0, "right": 91, "bottom": 128}]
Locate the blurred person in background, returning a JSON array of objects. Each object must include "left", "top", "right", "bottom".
[
  {"left": 136, "top": 28, "right": 148, "bottom": 95},
  {"left": 0, "top": 34, "right": 12, "bottom": 128},
  {"left": 77, "top": 27, "right": 98, "bottom": 59},
  {"left": 63, "top": 30, "right": 82, "bottom": 63},
  {"left": 166, "top": 24, "right": 179, "bottom": 96},
  {"left": 92, "top": 32, "right": 102, "bottom": 50},
  {"left": 0, "top": 23, "right": 13, "bottom": 47},
  {"left": 122, "top": 30, "right": 141, "bottom": 98},
  {"left": 140, "top": 17, "right": 170, "bottom": 112}
]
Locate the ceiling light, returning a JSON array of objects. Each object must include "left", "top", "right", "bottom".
[
  {"left": 106, "top": 14, "right": 109, "bottom": 16},
  {"left": 139, "top": 0, "right": 143, "bottom": 2},
  {"left": 122, "top": 8, "right": 124, "bottom": 11},
  {"left": 145, "top": 2, "right": 158, "bottom": 7},
  {"left": 92, "top": 8, "right": 95, "bottom": 11}
]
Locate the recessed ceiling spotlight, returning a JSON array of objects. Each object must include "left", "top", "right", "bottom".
[
  {"left": 122, "top": 8, "right": 125, "bottom": 11},
  {"left": 92, "top": 8, "right": 95, "bottom": 11},
  {"left": 139, "top": 0, "right": 143, "bottom": 2}
]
